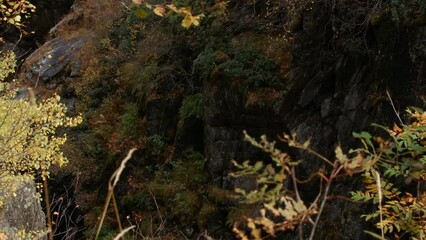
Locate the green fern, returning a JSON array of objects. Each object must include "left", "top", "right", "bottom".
[{"left": 351, "top": 108, "right": 426, "bottom": 238}]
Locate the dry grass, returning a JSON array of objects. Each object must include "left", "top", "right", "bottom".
[{"left": 50, "top": 0, "right": 124, "bottom": 39}]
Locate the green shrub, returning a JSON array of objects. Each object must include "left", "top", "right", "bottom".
[
  {"left": 231, "top": 108, "right": 426, "bottom": 239},
  {"left": 179, "top": 93, "right": 203, "bottom": 119},
  {"left": 120, "top": 103, "right": 139, "bottom": 137},
  {"left": 351, "top": 108, "right": 426, "bottom": 238},
  {"left": 123, "top": 63, "right": 159, "bottom": 104},
  {"left": 194, "top": 46, "right": 283, "bottom": 89},
  {"left": 121, "top": 190, "right": 153, "bottom": 211},
  {"left": 134, "top": 151, "right": 211, "bottom": 229},
  {"left": 146, "top": 134, "right": 166, "bottom": 153}
]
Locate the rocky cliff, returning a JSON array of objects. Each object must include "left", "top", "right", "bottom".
[{"left": 6, "top": 0, "right": 426, "bottom": 239}]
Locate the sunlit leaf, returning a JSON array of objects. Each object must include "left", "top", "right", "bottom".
[
  {"left": 181, "top": 14, "right": 203, "bottom": 28},
  {"left": 335, "top": 146, "right": 348, "bottom": 163},
  {"left": 132, "top": 0, "right": 143, "bottom": 4},
  {"left": 153, "top": 6, "right": 166, "bottom": 17},
  {"left": 166, "top": 4, "right": 178, "bottom": 12}
]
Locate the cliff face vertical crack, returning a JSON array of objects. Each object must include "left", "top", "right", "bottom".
[
  {"left": 0, "top": 0, "right": 75, "bottom": 58},
  {"left": 29, "top": 0, "right": 75, "bottom": 40}
]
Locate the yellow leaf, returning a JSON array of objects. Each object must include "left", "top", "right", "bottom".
[
  {"left": 247, "top": 220, "right": 262, "bottom": 239},
  {"left": 153, "top": 6, "right": 166, "bottom": 17},
  {"left": 181, "top": 14, "right": 203, "bottom": 29},
  {"left": 166, "top": 4, "right": 178, "bottom": 12},
  {"left": 176, "top": 7, "right": 191, "bottom": 15},
  {"left": 132, "top": 0, "right": 143, "bottom": 5},
  {"left": 181, "top": 14, "right": 192, "bottom": 28}
]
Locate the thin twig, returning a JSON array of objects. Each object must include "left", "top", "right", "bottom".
[
  {"left": 113, "top": 226, "right": 135, "bottom": 240},
  {"left": 43, "top": 177, "right": 54, "bottom": 240},
  {"left": 386, "top": 89, "right": 403, "bottom": 125},
  {"left": 119, "top": 1, "right": 131, "bottom": 11},
  {"left": 112, "top": 192, "right": 123, "bottom": 239},
  {"left": 308, "top": 165, "right": 336, "bottom": 240},
  {"left": 291, "top": 167, "right": 302, "bottom": 202},
  {"left": 327, "top": 195, "right": 365, "bottom": 203},
  {"left": 291, "top": 167, "right": 304, "bottom": 240},
  {"left": 95, "top": 148, "right": 137, "bottom": 240}
]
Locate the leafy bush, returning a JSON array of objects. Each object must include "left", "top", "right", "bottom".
[
  {"left": 0, "top": 0, "right": 35, "bottom": 29},
  {"left": 135, "top": 151, "right": 210, "bottom": 229},
  {"left": 122, "top": 63, "right": 159, "bottom": 104},
  {"left": 120, "top": 103, "right": 139, "bottom": 137},
  {"left": 231, "top": 108, "right": 426, "bottom": 239},
  {"left": 0, "top": 50, "right": 82, "bottom": 240},
  {"left": 194, "top": 46, "right": 283, "bottom": 89},
  {"left": 146, "top": 134, "right": 166, "bottom": 154},
  {"left": 351, "top": 108, "right": 426, "bottom": 238},
  {"left": 0, "top": 51, "right": 82, "bottom": 179}
]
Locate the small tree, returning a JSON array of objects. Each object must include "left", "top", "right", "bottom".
[
  {"left": 0, "top": 50, "right": 82, "bottom": 240},
  {"left": 0, "top": 0, "right": 35, "bottom": 29},
  {"left": 0, "top": 50, "right": 82, "bottom": 180}
]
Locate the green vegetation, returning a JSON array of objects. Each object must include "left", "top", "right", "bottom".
[
  {"left": 0, "top": 51, "right": 82, "bottom": 239},
  {"left": 146, "top": 134, "right": 166, "bottom": 155},
  {"left": 0, "top": 0, "right": 35, "bottom": 29},
  {"left": 351, "top": 109, "right": 426, "bottom": 238},
  {"left": 0, "top": 51, "right": 82, "bottom": 179},
  {"left": 231, "top": 109, "right": 426, "bottom": 239},
  {"left": 179, "top": 93, "right": 203, "bottom": 119},
  {"left": 3, "top": 0, "right": 424, "bottom": 239},
  {"left": 120, "top": 103, "right": 140, "bottom": 137},
  {"left": 117, "top": 150, "right": 217, "bottom": 237},
  {"left": 122, "top": 63, "right": 160, "bottom": 105},
  {"left": 195, "top": 46, "right": 284, "bottom": 89}
]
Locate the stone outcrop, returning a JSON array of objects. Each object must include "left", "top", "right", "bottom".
[
  {"left": 21, "top": 33, "right": 92, "bottom": 89},
  {"left": 12, "top": 0, "right": 426, "bottom": 239},
  {"left": 0, "top": 175, "right": 46, "bottom": 239}
]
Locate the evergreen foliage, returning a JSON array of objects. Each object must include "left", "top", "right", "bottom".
[{"left": 179, "top": 93, "right": 203, "bottom": 119}]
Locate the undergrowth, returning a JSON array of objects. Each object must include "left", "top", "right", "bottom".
[{"left": 231, "top": 108, "right": 426, "bottom": 239}]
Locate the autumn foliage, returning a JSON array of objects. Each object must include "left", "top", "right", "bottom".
[{"left": 0, "top": 51, "right": 82, "bottom": 179}]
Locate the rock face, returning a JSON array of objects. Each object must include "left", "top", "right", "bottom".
[
  {"left": 0, "top": 175, "right": 46, "bottom": 239},
  {"left": 21, "top": 33, "right": 92, "bottom": 89},
  {"left": 198, "top": 2, "right": 426, "bottom": 238},
  {"left": 29, "top": 0, "right": 75, "bottom": 38},
  {"left": 203, "top": 73, "right": 290, "bottom": 188},
  {"left": 13, "top": 0, "right": 426, "bottom": 239},
  {"left": 0, "top": 0, "right": 76, "bottom": 60}
]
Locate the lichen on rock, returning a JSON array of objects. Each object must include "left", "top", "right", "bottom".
[{"left": 0, "top": 174, "right": 46, "bottom": 239}]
